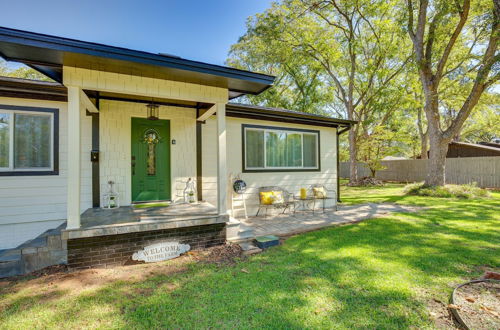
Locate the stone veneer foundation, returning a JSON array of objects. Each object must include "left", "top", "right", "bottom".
[{"left": 67, "top": 223, "right": 226, "bottom": 269}]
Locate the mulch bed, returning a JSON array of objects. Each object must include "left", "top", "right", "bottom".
[
  {"left": 1, "top": 244, "right": 245, "bottom": 284},
  {"left": 451, "top": 280, "right": 500, "bottom": 329},
  {"left": 192, "top": 244, "right": 244, "bottom": 266},
  {"left": 347, "top": 177, "right": 384, "bottom": 186}
]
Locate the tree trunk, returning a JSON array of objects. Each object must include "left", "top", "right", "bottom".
[
  {"left": 348, "top": 129, "right": 358, "bottom": 183},
  {"left": 417, "top": 106, "right": 428, "bottom": 159},
  {"left": 420, "top": 132, "right": 428, "bottom": 159},
  {"left": 422, "top": 80, "right": 450, "bottom": 186},
  {"left": 425, "top": 123, "right": 449, "bottom": 186}
]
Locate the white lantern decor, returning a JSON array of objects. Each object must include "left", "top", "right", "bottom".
[{"left": 102, "top": 180, "right": 120, "bottom": 209}]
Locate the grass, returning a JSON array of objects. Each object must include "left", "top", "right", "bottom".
[{"left": 0, "top": 184, "right": 499, "bottom": 329}]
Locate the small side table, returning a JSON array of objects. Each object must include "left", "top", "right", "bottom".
[{"left": 293, "top": 197, "right": 315, "bottom": 214}]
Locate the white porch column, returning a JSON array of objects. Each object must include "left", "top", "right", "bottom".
[
  {"left": 216, "top": 102, "right": 228, "bottom": 215},
  {"left": 66, "top": 86, "right": 82, "bottom": 229}
]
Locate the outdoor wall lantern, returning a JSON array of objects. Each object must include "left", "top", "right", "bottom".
[{"left": 146, "top": 102, "right": 159, "bottom": 120}]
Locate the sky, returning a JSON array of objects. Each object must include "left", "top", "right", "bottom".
[{"left": 0, "top": 0, "right": 273, "bottom": 67}]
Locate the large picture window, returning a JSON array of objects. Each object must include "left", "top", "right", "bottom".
[
  {"left": 243, "top": 124, "right": 320, "bottom": 172},
  {"left": 0, "top": 105, "right": 58, "bottom": 176}
]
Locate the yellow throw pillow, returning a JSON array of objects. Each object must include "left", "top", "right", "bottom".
[
  {"left": 271, "top": 191, "right": 284, "bottom": 204},
  {"left": 260, "top": 192, "right": 275, "bottom": 205},
  {"left": 313, "top": 187, "right": 326, "bottom": 199}
]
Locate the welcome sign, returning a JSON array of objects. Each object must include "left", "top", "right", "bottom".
[{"left": 132, "top": 242, "right": 190, "bottom": 263}]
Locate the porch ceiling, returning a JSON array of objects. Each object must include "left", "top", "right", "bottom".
[{"left": 0, "top": 27, "right": 275, "bottom": 99}]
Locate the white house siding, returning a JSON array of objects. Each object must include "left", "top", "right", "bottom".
[
  {"left": 0, "top": 97, "right": 92, "bottom": 249},
  {"left": 202, "top": 117, "right": 338, "bottom": 217},
  {"left": 63, "top": 67, "right": 228, "bottom": 104},
  {"left": 99, "top": 100, "right": 197, "bottom": 205}
]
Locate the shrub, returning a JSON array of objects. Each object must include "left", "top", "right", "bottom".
[{"left": 404, "top": 182, "right": 490, "bottom": 199}]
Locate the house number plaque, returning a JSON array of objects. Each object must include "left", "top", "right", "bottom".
[{"left": 132, "top": 242, "right": 190, "bottom": 263}]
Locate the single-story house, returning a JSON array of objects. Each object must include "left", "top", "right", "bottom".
[
  {"left": 0, "top": 27, "right": 355, "bottom": 276},
  {"left": 446, "top": 141, "right": 500, "bottom": 158}
]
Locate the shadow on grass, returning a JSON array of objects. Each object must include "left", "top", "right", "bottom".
[{"left": 0, "top": 192, "right": 498, "bottom": 328}]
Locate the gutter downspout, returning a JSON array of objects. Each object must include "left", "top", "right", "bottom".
[
  {"left": 336, "top": 125, "right": 352, "bottom": 203},
  {"left": 196, "top": 103, "right": 203, "bottom": 202}
]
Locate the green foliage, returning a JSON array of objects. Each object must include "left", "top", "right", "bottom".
[
  {"left": 404, "top": 182, "right": 490, "bottom": 199},
  {"left": 357, "top": 126, "right": 398, "bottom": 176},
  {"left": 227, "top": 5, "right": 333, "bottom": 114},
  {"left": 460, "top": 96, "right": 500, "bottom": 142},
  {"left": 228, "top": 0, "right": 499, "bottom": 170},
  {"left": 0, "top": 59, "right": 52, "bottom": 81},
  {"left": 227, "top": 0, "right": 417, "bottom": 173}
]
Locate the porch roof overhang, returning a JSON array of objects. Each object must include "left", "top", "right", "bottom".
[
  {"left": 0, "top": 76, "right": 67, "bottom": 101},
  {"left": 0, "top": 76, "right": 358, "bottom": 129},
  {"left": 0, "top": 26, "right": 275, "bottom": 99},
  {"left": 226, "top": 103, "right": 358, "bottom": 129}
]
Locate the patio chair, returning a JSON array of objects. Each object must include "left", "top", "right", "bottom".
[
  {"left": 309, "top": 184, "right": 337, "bottom": 213},
  {"left": 256, "top": 186, "right": 294, "bottom": 218}
]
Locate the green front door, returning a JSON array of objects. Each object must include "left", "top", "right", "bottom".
[{"left": 131, "top": 118, "right": 171, "bottom": 202}]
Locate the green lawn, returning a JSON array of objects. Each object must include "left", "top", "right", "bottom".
[{"left": 1, "top": 184, "right": 499, "bottom": 329}]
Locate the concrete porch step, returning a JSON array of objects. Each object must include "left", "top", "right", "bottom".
[
  {"left": 0, "top": 259, "right": 23, "bottom": 278},
  {"left": 0, "top": 251, "right": 21, "bottom": 263},
  {"left": 227, "top": 221, "right": 255, "bottom": 242},
  {"left": 18, "top": 236, "right": 47, "bottom": 250},
  {"left": 0, "top": 223, "right": 67, "bottom": 279},
  {"left": 0, "top": 248, "right": 21, "bottom": 259}
]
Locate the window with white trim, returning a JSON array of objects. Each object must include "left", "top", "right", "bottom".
[
  {"left": 0, "top": 107, "right": 55, "bottom": 173},
  {"left": 243, "top": 125, "right": 320, "bottom": 171}
]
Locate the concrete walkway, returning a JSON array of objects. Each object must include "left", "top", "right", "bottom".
[{"left": 240, "top": 203, "right": 421, "bottom": 238}]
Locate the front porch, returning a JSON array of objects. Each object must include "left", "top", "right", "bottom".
[
  {"left": 58, "top": 66, "right": 234, "bottom": 270},
  {"left": 63, "top": 66, "right": 231, "bottom": 233},
  {"left": 63, "top": 202, "right": 223, "bottom": 240}
]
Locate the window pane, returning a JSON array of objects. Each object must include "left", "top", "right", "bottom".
[
  {"left": 266, "top": 131, "right": 287, "bottom": 167},
  {"left": 246, "top": 129, "right": 264, "bottom": 168},
  {"left": 14, "top": 114, "right": 51, "bottom": 168},
  {"left": 303, "top": 133, "right": 317, "bottom": 167},
  {"left": 286, "top": 133, "right": 302, "bottom": 167},
  {"left": 0, "top": 113, "right": 9, "bottom": 168}
]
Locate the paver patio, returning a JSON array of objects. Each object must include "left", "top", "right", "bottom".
[{"left": 241, "top": 203, "right": 421, "bottom": 237}]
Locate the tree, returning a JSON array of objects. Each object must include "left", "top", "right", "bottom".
[
  {"left": 460, "top": 98, "right": 500, "bottom": 142},
  {"left": 228, "top": 0, "right": 412, "bottom": 184},
  {"left": 405, "top": 0, "right": 499, "bottom": 186},
  {"left": 0, "top": 59, "right": 52, "bottom": 81},
  {"left": 358, "top": 126, "right": 400, "bottom": 177},
  {"left": 227, "top": 32, "right": 333, "bottom": 114}
]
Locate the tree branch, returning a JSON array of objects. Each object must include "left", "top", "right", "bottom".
[
  {"left": 435, "top": 0, "right": 470, "bottom": 83},
  {"left": 443, "top": 1, "right": 499, "bottom": 140}
]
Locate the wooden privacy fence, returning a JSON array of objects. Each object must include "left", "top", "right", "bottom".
[{"left": 340, "top": 157, "right": 500, "bottom": 188}]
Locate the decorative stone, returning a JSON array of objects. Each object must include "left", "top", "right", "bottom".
[
  {"left": 21, "top": 247, "right": 37, "bottom": 255},
  {"left": 132, "top": 242, "right": 190, "bottom": 263},
  {"left": 47, "top": 235, "right": 62, "bottom": 249}
]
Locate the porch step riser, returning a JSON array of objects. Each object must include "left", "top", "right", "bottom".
[
  {"left": 0, "top": 224, "right": 67, "bottom": 279},
  {"left": 0, "top": 260, "right": 23, "bottom": 278},
  {"left": 227, "top": 229, "right": 255, "bottom": 242},
  {"left": 226, "top": 219, "right": 255, "bottom": 242}
]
